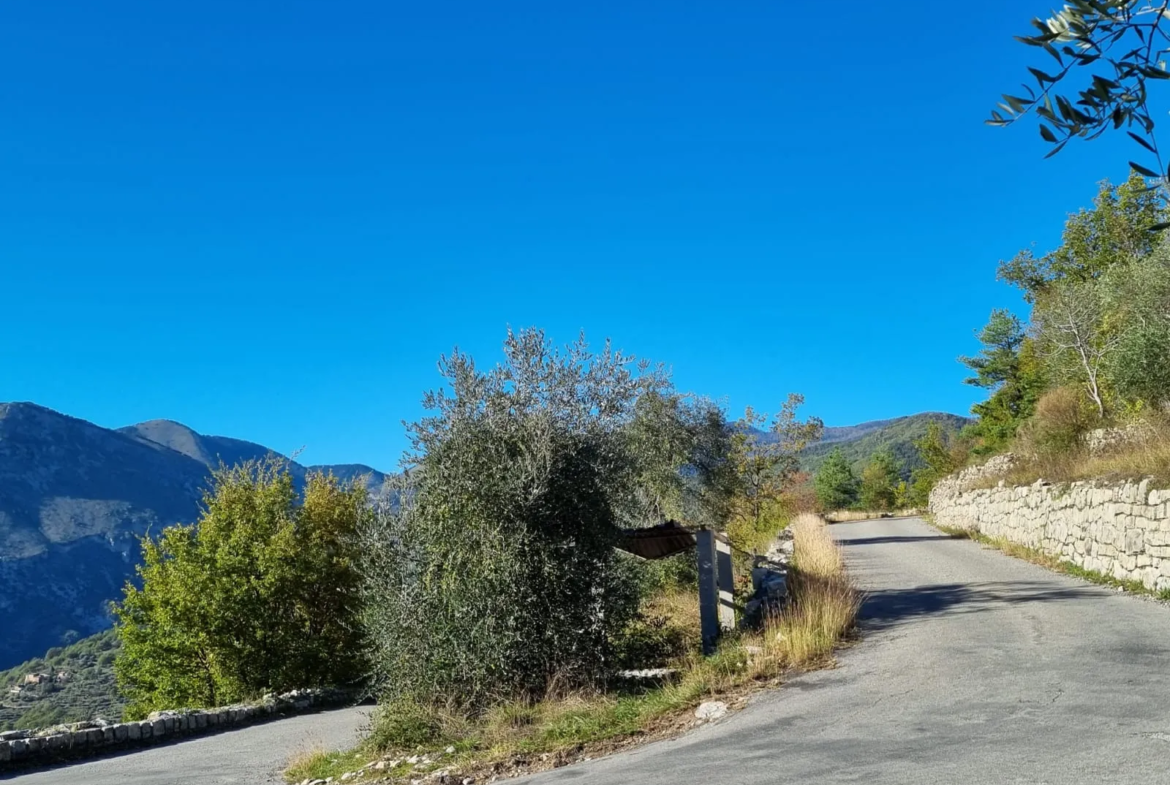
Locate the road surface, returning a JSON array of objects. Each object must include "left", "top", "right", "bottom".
[
  {"left": 521, "top": 516, "right": 1170, "bottom": 785},
  {"left": 3, "top": 706, "right": 369, "bottom": 784},
  {"left": 14, "top": 516, "right": 1170, "bottom": 784}
]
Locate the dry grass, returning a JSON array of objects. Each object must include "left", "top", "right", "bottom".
[
  {"left": 286, "top": 515, "right": 858, "bottom": 783},
  {"left": 985, "top": 413, "right": 1170, "bottom": 489}
]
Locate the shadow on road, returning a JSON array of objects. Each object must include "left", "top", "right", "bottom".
[
  {"left": 859, "top": 581, "right": 1102, "bottom": 632},
  {"left": 839, "top": 535, "right": 964, "bottom": 546}
]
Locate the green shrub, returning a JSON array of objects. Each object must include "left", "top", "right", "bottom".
[
  {"left": 114, "top": 462, "right": 369, "bottom": 718},
  {"left": 366, "top": 700, "right": 448, "bottom": 752}
]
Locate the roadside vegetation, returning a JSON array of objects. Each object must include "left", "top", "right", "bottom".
[
  {"left": 829, "top": 173, "right": 1170, "bottom": 509},
  {"left": 30, "top": 327, "right": 857, "bottom": 778},
  {"left": 286, "top": 513, "right": 858, "bottom": 784}
]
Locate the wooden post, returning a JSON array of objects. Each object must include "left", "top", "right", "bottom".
[
  {"left": 696, "top": 528, "right": 720, "bottom": 656},
  {"left": 715, "top": 534, "right": 736, "bottom": 631}
]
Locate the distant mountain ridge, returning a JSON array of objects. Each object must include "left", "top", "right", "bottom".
[
  {"left": 799, "top": 412, "right": 971, "bottom": 479},
  {"left": 0, "top": 402, "right": 390, "bottom": 670}
]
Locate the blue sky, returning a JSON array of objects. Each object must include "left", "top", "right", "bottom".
[{"left": 0, "top": 1, "right": 1143, "bottom": 470}]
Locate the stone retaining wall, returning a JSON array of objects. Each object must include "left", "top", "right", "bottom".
[
  {"left": 930, "top": 457, "right": 1170, "bottom": 591},
  {"left": 0, "top": 687, "right": 352, "bottom": 770}
]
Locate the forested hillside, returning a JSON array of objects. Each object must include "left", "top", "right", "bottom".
[
  {"left": 0, "top": 630, "right": 121, "bottom": 732},
  {"left": 799, "top": 413, "right": 971, "bottom": 479}
]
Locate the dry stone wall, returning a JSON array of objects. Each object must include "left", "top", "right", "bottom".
[
  {"left": 930, "top": 457, "right": 1170, "bottom": 591},
  {"left": 0, "top": 688, "right": 351, "bottom": 770}
]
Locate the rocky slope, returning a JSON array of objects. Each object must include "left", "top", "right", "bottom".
[{"left": 0, "top": 403, "right": 388, "bottom": 669}]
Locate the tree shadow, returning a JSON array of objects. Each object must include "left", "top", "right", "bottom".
[
  {"left": 859, "top": 581, "right": 1103, "bottom": 632},
  {"left": 839, "top": 535, "right": 966, "bottom": 546}
]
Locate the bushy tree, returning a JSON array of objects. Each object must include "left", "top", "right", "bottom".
[
  {"left": 1101, "top": 244, "right": 1170, "bottom": 408},
  {"left": 814, "top": 448, "right": 858, "bottom": 511},
  {"left": 997, "top": 175, "right": 1163, "bottom": 298},
  {"left": 360, "top": 329, "right": 675, "bottom": 710},
  {"left": 114, "top": 463, "right": 368, "bottom": 718},
  {"left": 908, "top": 422, "right": 969, "bottom": 506},
  {"left": 859, "top": 451, "right": 901, "bottom": 511},
  {"left": 628, "top": 391, "right": 736, "bottom": 529},
  {"left": 961, "top": 311, "right": 1047, "bottom": 452},
  {"left": 725, "top": 395, "right": 823, "bottom": 549}
]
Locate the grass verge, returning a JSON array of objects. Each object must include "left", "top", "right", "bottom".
[
  {"left": 928, "top": 520, "right": 1170, "bottom": 601},
  {"left": 285, "top": 513, "right": 858, "bottom": 784}
]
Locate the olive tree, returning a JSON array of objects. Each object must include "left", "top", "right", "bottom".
[
  {"left": 991, "top": 1, "right": 1170, "bottom": 196},
  {"left": 360, "top": 329, "right": 696, "bottom": 709}
]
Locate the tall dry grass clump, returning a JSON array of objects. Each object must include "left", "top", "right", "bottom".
[{"left": 765, "top": 513, "right": 858, "bottom": 667}]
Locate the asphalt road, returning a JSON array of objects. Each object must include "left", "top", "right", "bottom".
[
  {"left": 520, "top": 516, "right": 1170, "bottom": 785},
  {"left": 3, "top": 706, "right": 369, "bottom": 784}
]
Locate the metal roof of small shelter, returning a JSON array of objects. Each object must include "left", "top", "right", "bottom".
[{"left": 616, "top": 520, "right": 696, "bottom": 560}]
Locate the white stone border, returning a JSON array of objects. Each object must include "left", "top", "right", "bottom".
[{"left": 0, "top": 688, "right": 353, "bottom": 770}]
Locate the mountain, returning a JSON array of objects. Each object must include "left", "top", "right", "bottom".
[
  {"left": 0, "top": 402, "right": 389, "bottom": 670},
  {"left": 0, "top": 629, "right": 122, "bottom": 732},
  {"left": 799, "top": 412, "right": 971, "bottom": 479}
]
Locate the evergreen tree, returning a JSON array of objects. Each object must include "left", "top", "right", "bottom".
[
  {"left": 814, "top": 448, "right": 858, "bottom": 511},
  {"left": 859, "top": 451, "right": 900, "bottom": 511}
]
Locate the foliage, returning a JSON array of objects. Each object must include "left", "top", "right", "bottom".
[
  {"left": 1101, "top": 245, "right": 1170, "bottom": 407},
  {"left": 1017, "top": 387, "right": 1099, "bottom": 460},
  {"left": 291, "top": 516, "right": 857, "bottom": 784},
  {"left": 628, "top": 391, "right": 736, "bottom": 528},
  {"left": 723, "top": 396, "right": 822, "bottom": 554},
  {"left": 114, "top": 462, "right": 368, "bottom": 718},
  {"left": 963, "top": 176, "right": 1170, "bottom": 452},
  {"left": 0, "top": 630, "right": 122, "bottom": 732},
  {"left": 997, "top": 174, "right": 1164, "bottom": 298},
  {"left": 814, "top": 448, "right": 858, "bottom": 511},
  {"left": 907, "top": 422, "right": 970, "bottom": 507},
  {"left": 858, "top": 451, "right": 901, "bottom": 512},
  {"left": 1032, "top": 279, "right": 1117, "bottom": 417},
  {"left": 799, "top": 413, "right": 971, "bottom": 478},
  {"left": 960, "top": 311, "right": 1047, "bottom": 453},
  {"left": 361, "top": 329, "right": 679, "bottom": 711},
  {"left": 990, "top": 3, "right": 1170, "bottom": 184}
]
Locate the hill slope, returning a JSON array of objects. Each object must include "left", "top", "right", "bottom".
[
  {"left": 0, "top": 629, "right": 122, "bottom": 731},
  {"left": 0, "top": 403, "right": 389, "bottom": 670},
  {"left": 799, "top": 412, "right": 971, "bottom": 479}
]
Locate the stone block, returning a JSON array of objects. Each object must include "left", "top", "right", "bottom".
[
  {"left": 127, "top": 722, "right": 141, "bottom": 741},
  {"left": 152, "top": 719, "right": 165, "bottom": 737},
  {"left": 1126, "top": 529, "right": 1145, "bottom": 555},
  {"left": 0, "top": 741, "right": 10, "bottom": 762},
  {"left": 140, "top": 721, "right": 152, "bottom": 739},
  {"left": 10, "top": 739, "right": 27, "bottom": 759}
]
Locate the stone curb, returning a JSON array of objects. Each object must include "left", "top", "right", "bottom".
[{"left": 0, "top": 687, "right": 354, "bottom": 770}]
